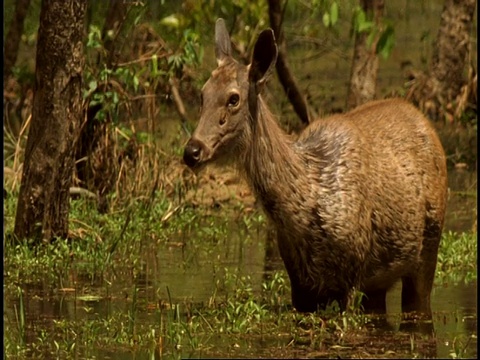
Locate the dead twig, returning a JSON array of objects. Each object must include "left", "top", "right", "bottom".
[
  {"left": 69, "top": 187, "right": 98, "bottom": 199},
  {"left": 169, "top": 77, "right": 191, "bottom": 135}
]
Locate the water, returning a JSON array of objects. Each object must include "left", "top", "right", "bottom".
[{"left": 4, "top": 170, "right": 477, "bottom": 359}]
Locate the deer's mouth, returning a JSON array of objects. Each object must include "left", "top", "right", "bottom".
[
  {"left": 183, "top": 137, "right": 217, "bottom": 170},
  {"left": 184, "top": 128, "right": 240, "bottom": 171}
]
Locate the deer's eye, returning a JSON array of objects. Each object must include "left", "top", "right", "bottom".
[{"left": 227, "top": 93, "right": 240, "bottom": 107}]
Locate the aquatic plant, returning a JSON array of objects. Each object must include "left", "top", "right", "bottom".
[{"left": 436, "top": 231, "right": 477, "bottom": 284}]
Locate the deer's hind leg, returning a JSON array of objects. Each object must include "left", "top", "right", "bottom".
[
  {"left": 401, "top": 216, "right": 443, "bottom": 316},
  {"left": 400, "top": 216, "right": 443, "bottom": 334}
]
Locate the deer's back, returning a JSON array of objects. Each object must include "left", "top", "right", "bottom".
[{"left": 299, "top": 98, "right": 447, "bottom": 201}]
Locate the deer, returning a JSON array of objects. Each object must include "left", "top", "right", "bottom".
[{"left": 183, "top": 18, "right": 448, "bottom": 318}]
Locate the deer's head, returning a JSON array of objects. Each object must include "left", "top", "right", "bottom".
[{"left": 183, "top": 18, "right": 278, "bottom": 169}]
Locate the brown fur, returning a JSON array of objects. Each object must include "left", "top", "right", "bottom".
[{"left": 184, "top": 19, "right": 448, "bottom": 315}]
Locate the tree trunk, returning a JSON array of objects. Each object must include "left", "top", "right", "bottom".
[
  {"left": 431, "top": 0, "right": 476, "bottom": 103},
  {"left": 101, "top": 0, "right": 129, "bottom": 68},
  {"left": 14, "top": 0, "right": 87, "bottom": 242},
  {"left": 346, "top": 0, "right": 384, "bottom": 110},
  {"left": 267, "top": 0, "right": 310, "bottom": 124},
  {"left": 3, "top": 0, "right": 32, "bottom": 80},
  {"left": 410, "top": 0, "right": 477, "bottom": 121}
]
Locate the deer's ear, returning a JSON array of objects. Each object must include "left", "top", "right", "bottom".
[
  {"left": 249, "top": 29, "right": 278, "bottom": 85},
  {"left": 215, "top": 18, "right": 232, "bottom": 66}
]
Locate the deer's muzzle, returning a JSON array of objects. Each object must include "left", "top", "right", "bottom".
[{"left": 183, "top": 138, "right": 205, "bottom": 168}]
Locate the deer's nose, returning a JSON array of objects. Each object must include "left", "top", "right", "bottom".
[{"left": 183, "top": 139, "right": 203, "bottom": 168}]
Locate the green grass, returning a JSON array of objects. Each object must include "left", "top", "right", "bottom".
[{"left": 436, "top": 231, "right": 477, "bottom": 284}]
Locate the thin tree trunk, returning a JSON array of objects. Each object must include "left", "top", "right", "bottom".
[
  {"left": 4, "top": 0, "right": 32, "bottom": 80},
  {"left": 346, "top": 0, "right": 384, "bottom": 110},
  {"left": 14, "top": 0, "right": 87, "bottom": 242},
  {"left": 102, "top": 0, "right": 129, "bottom": 68},
  {"left": 267, "top": 0, "right": 310, "bottom": 124}
]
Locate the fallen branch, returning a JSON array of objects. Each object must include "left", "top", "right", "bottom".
[{"left": 69, "top": 187, "right": 98, "bottom": 199}]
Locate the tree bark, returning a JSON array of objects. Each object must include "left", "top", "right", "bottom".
[
  {"left": 431, "top": 0, "right": 476, "bottom": 103},
  {"left": 4, "top": 0, "right": 32, "bottom": 80},
  {"left": 267, "top": 0, "right": 310, "bottom": 124},
  {"left": 410, "top": 0, "right": 477, "bottom": 121},
  {"left": 346, "top": 0, "right": 384, "bottom": 110},
  {"left": 14, "top": 0, "right": 87, "bottom": 242}
]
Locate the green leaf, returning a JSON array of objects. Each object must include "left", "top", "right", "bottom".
[
  {"left": 160, "top": 14, "right": 180, "bottom": 28},
  {"left": 134, "top": 14, "right": 142, "bottom": 26},
  {"left": 322, "top": 12, "right": 330, "bottom": 28},
  {"left": 89, "top": 99, "right": 101, "bottom": 107},
  {"left": 330, "top": 2, "right": 339, "bottom": 26},
  {"left": 86, "top": 25, "right": 102, "bottom": 48},
  {"left": 355, "top": 8, "right": 365, "bottom": 30},
  {"left": 88, "top": 80, "right": 97, "bottom": 92},
  {"left": 358, "top": 20, "right": 373, "bottom": 33},
  {"left": 151, "top": 54, "right": 158, "bottom": 77},
  {"left": 133, "top": 76, "right": 139, "bottom": 92},
  {"left": 112, "top": 91, "right": 119, "bottom": 105},
  {"left": 376, "top": 25, "right": 395, "bottom": 59},
  {"left": 355, "top": 8, "right": 373, "bottom": 33},
  {"left": 366, "top": 27, "right": 378, "bottom": 48}
]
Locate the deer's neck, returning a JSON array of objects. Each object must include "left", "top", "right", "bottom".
[{"left": 243, "top": 97, "right": 304, "bottom": 215}]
